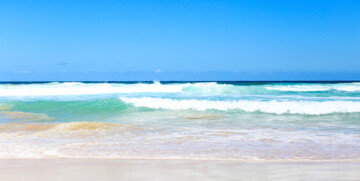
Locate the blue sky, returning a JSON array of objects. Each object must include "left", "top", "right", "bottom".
[{"left": 0, "top": 0, "right": 359, "bottom": 80}]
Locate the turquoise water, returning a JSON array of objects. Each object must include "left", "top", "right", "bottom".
[{"left": 0, "top": 81, "right": 360, "bottom": 160}]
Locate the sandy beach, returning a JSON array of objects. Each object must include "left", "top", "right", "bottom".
[{"left": 0, "top": 159, "right": 359, "bottom": 181}]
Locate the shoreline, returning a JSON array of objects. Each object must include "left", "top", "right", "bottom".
[{"left": 1, "top": 158, "right": 360, "bottom": 181}]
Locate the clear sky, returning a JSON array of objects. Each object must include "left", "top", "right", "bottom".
[{"left": 0, "top": 0, "right": 359, "bottom": 81}]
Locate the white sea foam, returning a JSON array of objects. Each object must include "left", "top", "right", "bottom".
[
  {"left": 0, "top": 82, "right": 183, "bottom": 96},
  {"left": 0, "top": 82, "right": 247, "bottom": 96},
  {"left": 120, "top": 97, "right": 360, "bottom": 115},
  {"left": 1, "top": 123, "right": 359, "bottom": 159},
  {"left": 335, "top": 85, "right": 360, "bottom": 92}
]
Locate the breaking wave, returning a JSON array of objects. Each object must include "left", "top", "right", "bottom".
[
  {"left": 120, "top": 97, "right": 360, "bottom": 115},
  {"left": 1, "top": 82, "right": 360, "bottom": 97},
  {"left": 0, "top": 82, "right": 183, "bottom": 96}
]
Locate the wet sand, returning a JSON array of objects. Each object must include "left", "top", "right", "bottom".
[{"left": 0, "top": 159, "right": 359, "bottom": 181}]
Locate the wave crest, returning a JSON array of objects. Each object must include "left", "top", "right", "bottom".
[
  {"left": 120, "top": 97, "right": 360, "bottom": 115},
  {"left": 2, "top": 82, "right": 360, "bottom": 97},
  {"left": 0, "top": 82, "right": 183, "bottom": 96}
]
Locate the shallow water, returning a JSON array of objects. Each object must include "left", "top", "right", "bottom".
[{"left": 0, "top": 81, "right": 359, "bottom": 160}]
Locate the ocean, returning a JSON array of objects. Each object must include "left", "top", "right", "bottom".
[{"left": 0, "top": 81, "right": 359, "bottom": 160}]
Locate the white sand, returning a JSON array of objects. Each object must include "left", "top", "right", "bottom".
[{"left": 0, "top": 159, "right": 359, "bottom": 181}]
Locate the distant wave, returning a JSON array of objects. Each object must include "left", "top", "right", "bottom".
[
  {"left": 120, "top": 97, "right": 360, "bottom": 115},
  {"left": 265, "top": 85, "right": 330, "bottom": 92},
  {"left": 265, "top": 83, "right": 360, "bottom": 92},
  {"left": 335, "top": 85, "right": 360, "bottom": 92}
]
